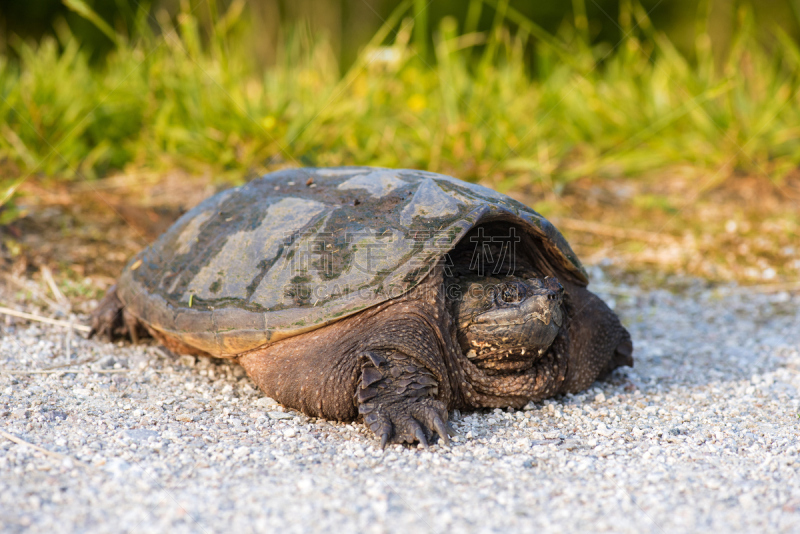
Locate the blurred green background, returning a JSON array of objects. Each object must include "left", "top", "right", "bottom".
[
  {"left": 4, "top": 0, "right": 800, "bottom": 67},
  {"left": 1, "top": 0, "right": 800, "bottom": 283},
  {"left": 2, "top": 0, "right": 800, "bottom": 239}
]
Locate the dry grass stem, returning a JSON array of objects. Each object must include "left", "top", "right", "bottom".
[
  {"left": 0, "top": 368, "right": 132, "bottom": 375},
  {"left": 0, "top": 306, "right": 91, "bottom": 333},
  {"left": 38, "top": 356, "right": 100, "bottom": 371},
  {"left": 3, "top": 274, "right": 63, "bottom": 313},
  {"left": 0, "top": 430, "right": 90, "bottom": 469},
  {"left": 40, "top": 266, "right": 71, "bottom": 312}
]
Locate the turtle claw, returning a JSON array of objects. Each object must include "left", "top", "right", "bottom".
[
  {"left": 446, "top": 422, "right": 458, "bottom": 438},
  {"left": 409, "top": 399, "right": 451, "bottom": 447},
  {"left": 363, "top": 398, "right": 450, "bottom": 449},
  {"left": 415, "top": 428, "right": 429, "bottom": 448},
  {"left": 432, "top": 416, "right": 450, "bottom": 447}
]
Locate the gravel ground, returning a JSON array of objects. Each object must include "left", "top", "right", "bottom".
[{"left": 2, "top": 271, "right": 800, "bottom": 533}]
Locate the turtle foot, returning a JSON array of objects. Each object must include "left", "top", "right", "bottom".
[
  {"left": 361, "top": 397, "right": 451, "bottom": 449},
  {"left": 356, "top": 351, "right": 451, "bottom": 449}
]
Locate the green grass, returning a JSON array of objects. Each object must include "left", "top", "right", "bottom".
[{"left": 2, "top": 0, "right": 800, "bottom": 222}]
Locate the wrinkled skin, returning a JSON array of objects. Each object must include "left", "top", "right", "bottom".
[{"left": 91, "top": 265, "right": 632, "bottom": 448}]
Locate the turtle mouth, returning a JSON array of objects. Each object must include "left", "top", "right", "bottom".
[
  {"left": 473, "top": 306, "right": 563, "bottom": 328},
  {"left": 473, "top": 292, "right": 563, "bottom": 328}
]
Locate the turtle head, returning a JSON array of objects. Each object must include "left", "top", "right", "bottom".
[{"left": 449, "top": 275, "right": 565, "bottom": 371}]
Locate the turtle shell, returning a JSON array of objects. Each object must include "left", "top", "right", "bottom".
[{"left": 117, "top": 167, "right": 588, "bottom": 357}]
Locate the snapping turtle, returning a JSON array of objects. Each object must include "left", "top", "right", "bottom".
[{"left": 91, "top": 167, "right": 632, "bottom": 447}]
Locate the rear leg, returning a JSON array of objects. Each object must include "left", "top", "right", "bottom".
[
  {"left": 562, "top": 285, "right": 633, "bottom": 393},
  {"left": 88, "top": 285, "right": 150, "bottom": 343}
]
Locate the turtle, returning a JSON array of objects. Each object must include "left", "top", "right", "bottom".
[{"left": 90, "top": 167, "right": 633, "bottom": 448}]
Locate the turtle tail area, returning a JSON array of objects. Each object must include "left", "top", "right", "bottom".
[{"left": 88, "top": 285, "right": 151, "bottom": 344}]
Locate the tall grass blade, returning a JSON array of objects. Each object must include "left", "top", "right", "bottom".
[
  {"left": 62, "top": 0, "right": 121, "bottom": 46},
  {"left": 1, "top": 0, "right": 800, "bottom": 226},
  {"left": 413, "top": 0, "right": 429, "bottom": 59},
  {"left": 464, "top": 0, "right": 483, "bottom": 34}
]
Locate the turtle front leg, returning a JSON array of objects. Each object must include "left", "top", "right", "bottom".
[{"left": 357, "top": 350, "right": 453, "bottom": 448}]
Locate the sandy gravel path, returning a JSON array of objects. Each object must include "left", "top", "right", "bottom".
[{"left": 2, "top": 273, "right": 799, "bottom": 533}]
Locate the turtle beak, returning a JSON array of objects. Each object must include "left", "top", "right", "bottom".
[{"left": 522, "top": 277, "right": 564, "bottom": 327}]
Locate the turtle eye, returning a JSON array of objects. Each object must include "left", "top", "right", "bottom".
[{"left": 497, "top": 282, "right": 525, "bottom": 304}]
